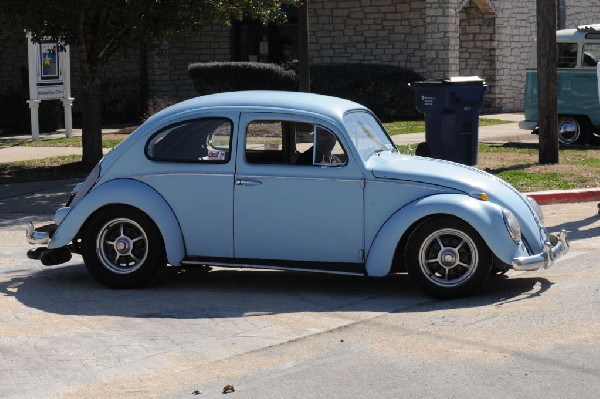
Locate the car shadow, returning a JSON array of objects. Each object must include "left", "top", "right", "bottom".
[
  {"left": 0, "top": 262, "right": 553, "bottom": 319},
  {"left": 545, "top": 214, "right": 600, "bottom": 241}
]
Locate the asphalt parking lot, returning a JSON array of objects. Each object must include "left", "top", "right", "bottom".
[{"left": 1, "top": 179, "right": 600, "bottom": 398}]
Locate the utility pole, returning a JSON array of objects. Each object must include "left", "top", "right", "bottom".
[
  {"left": 298, "top": 1, "right": 310, "bottom": 92},
  {"left": 537, "top": 0, "right": 559, "bottom": 164}
]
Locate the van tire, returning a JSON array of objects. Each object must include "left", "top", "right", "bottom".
[{"left": 558, "top": 116, "right": 590, "bottom": 145}]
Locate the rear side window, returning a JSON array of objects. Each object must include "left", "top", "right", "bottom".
[
  {"left": 557, "top": 43, "right": 578, "bottom": 68},
  {"left": 146, "top": 118, "right": 232, "bottom": 162},
  {"left": 582, "top": 42, "right": 600, "bottom": 67}
]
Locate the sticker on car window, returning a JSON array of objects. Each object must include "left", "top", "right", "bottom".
[{"left": 208, "top": 150, "right": 225, "bottom": 160}]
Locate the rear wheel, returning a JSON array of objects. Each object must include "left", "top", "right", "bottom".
[
  {"left": 82, "top": 206, "right": 166, "bottom": 288},
  {"left": 405, "top": 216, "right": 492, "bottom": 299},
  {"left": 558, "top": 116, "right": 590, "bottom": 145}
]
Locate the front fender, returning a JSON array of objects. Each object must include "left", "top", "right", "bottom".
[
  {"left": 365, "top": 194, "right": 525, "bottom": 276},
  {"left": 49, "top": 178, "right": 186, "bottom": 266}
]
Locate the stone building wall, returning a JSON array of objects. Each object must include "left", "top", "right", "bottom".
[
  {"left": 2, "top": 1, "right": 599, "bottom": 119},
  {"left": 163, "top": 23, "right": 231, "bottom": 100},
  {"left": 309, "top": 0, "right": 428, "bottom": 75},
  {"left": 565, "top": 0, "right": 600, "bottom": 27},
  {"left": 0, "top": 31, "right": 29, "bottom": 96},
  {"left": 146, "top": 23, "right": 230, "bottom": 101},
  {"left": 459, "top": 1, "right": 496, "bottom": 110},
  {"left": 490, "top": 0, "right": 536, "bottom": 112}
]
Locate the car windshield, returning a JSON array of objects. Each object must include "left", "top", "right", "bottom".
[{"left": 343, "top": 111, "right": 396, "bottom": 162}]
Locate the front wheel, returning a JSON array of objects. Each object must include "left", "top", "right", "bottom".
[
  {"left": 405, "top": 216, "right": 492, "bottom": 299},
  {"left": 82, "top": 206, "right": 166, "bottom": 288}
]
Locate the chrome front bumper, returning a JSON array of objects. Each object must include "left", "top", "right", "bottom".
[{"left": 512, "top": 230, "right": 569, "bottom": 271}]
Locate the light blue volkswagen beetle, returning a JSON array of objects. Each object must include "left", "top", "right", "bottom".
[{"left": 27, "top": 91, "right": 568, "bottom": 298}]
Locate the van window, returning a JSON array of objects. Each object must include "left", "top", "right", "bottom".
[
  {"left": 557, "top": 43, "right": 578, "bottom": 68},
  {"left": 582, "top": 42, "right": 600, "bottom": 67}
]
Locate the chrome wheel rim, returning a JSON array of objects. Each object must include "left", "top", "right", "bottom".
[
  {"left": 418, "top": 228, "right": 478, "bottom": 287},
  {"left": 96, "top": 218, "right": 149, "bottom": 274},
  {"left": 558, "top": 119, "right": 580, "bottom": 145}
]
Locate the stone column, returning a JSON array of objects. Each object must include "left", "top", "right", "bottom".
[{"left": 425, "top": 0, "right": 460, "bottom": 79}]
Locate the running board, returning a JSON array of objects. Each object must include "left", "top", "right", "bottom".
[{"left": 181, "top": 257, "right": 366, "bottom": 276}]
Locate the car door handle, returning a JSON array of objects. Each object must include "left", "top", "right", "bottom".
[{"left": 236, "top": 179, "right": 262, "bottom": 186}]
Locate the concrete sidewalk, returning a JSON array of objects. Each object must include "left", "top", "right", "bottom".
[
  {"left": 0, "top": 127, "right": 116, "bottom": 163},
  {"left": 391, "top": 112, "right": 537, "bottom": 146}
]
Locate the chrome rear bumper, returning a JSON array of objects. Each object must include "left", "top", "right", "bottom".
[
  {"left": 26, "top": 222, "right": 57, "bottom": 245},
  {"left": 512, "top": 230, "right": 569, "bottom": 271}
]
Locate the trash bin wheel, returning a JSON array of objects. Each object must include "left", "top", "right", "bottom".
[{"left": 415, "top": 142, "right": 431, "bottom": 157}]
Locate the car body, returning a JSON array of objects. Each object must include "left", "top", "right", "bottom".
[
  {"left": 27, "top": 90, "right": 568, "bottom": 298},
  {"left": 520, "top": 24, "right": 600, "bottom": 145}
]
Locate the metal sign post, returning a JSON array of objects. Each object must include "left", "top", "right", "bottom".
[{"left": 26, "top": 32, "right": 74, "bottom": 141}]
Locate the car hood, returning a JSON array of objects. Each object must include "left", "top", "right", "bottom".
[
  {"left": 368, "top": 152, "right": 500, "bottom": 194},
  {"left": 366, "top": 152, "right": 546, "bottom": 247}
]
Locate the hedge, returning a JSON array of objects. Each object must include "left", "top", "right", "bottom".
[
  {"left": 188, "top": 62, "right": 297, "bottom": 95},
  {"left": 309, "top": 64, "right": 424, "bottom": 121},
  {"left": 188, "top": 62, "right": 424, "bottom": 121}
]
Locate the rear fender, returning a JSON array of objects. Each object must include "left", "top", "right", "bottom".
[
  {"left": 365, "top": 194, "right": 521, "bottom": 276},
  {"left": 49, "top": 179, "right": 185, "bottom": 266}
]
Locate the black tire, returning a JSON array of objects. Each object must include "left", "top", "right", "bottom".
[
  {"left": 405, "top": 216, "right": 492, "bottom": 299},
  {"left": 558, "top": 116, "right": 591, "bottom": 145},
  {"left": 81, "top": 206, "right": 166, "bottom": 288}
]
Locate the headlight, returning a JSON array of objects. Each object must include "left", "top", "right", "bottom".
[
  {"left": 525, "top": 195, "right": 544, "bottom": 225},
  {"left": 503, "top": 209, "right": 522, "bottom": 244}
]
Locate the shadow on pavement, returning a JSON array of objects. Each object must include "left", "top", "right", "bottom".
[
  {"left": 0, "top": 262, "right": 552, "bottom": 319},
  {"left": 545, "top": 214, "right": 600, "bottom": 241}
]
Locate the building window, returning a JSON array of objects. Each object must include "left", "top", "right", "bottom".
[{"left": 232, "top": 6, "right": 298, "bottom": 64}]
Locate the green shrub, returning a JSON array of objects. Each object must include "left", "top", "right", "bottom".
[
  {"left": 187, "top": 62, "right": 424, "bottom": 121},
  {"left": 188, "top": 62, "right": 298, "bottom": 95},
  {"left": 310, "top": 64, "right": 424, "bottom": 121},
  {"left": 0, "top": 92, "right": 62, "bottom": 134}
]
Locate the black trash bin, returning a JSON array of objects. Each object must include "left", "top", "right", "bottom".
[{"left": 410, "top": 77, "right": 487, "bottom": 166}]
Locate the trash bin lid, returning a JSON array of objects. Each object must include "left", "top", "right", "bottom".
[
  {"left": 410, "top": 76, "right": 486, "bottom": 87},
  {"left": 443, "top": 76, "right": 486, "bottom": 85}
]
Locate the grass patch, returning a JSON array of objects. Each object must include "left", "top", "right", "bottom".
[
  {"left": 0, "top": 155, "right": 92, "bottom": 184},
  {"left": 383, "top": 117, "right": 513, "bottom": 135},
  {"left": 478, "top": 143, "right": 538, "bottom": 155},
  {"left": 383, "top": 120, "right": 425, "bottom": 135},
  {"left": 479, "top": 118, "right": 513, "bottom": 127},
  {"left": 493, "top": 170, "right": 575, "bottom": 192},
  {"left": 5, "top": 137, "right": 123, "bottom": 149}
]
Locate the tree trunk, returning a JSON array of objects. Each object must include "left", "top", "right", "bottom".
[
  {"left": 298, "top": 1, "right": 310, "bottom": 92},
  {"left": 81, "top": 78, "right": 104, "bottom": 167}
]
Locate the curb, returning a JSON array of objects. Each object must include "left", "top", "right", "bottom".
[{"left": 527, "top": 188, "right": 600, "bottom": 205}]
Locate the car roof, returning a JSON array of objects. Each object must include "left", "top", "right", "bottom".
[{"left": 145, "top": 91, "right": 369, "bottom": 125}]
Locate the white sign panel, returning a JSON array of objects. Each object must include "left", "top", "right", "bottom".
[{"left": 37, "top": 85, "right": 65, "bottom": 100}]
